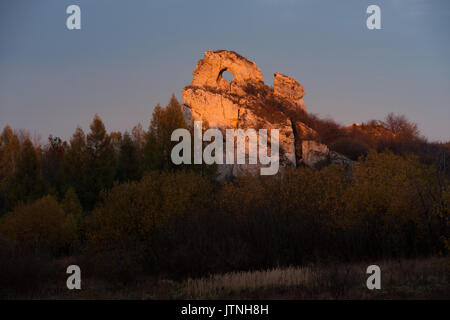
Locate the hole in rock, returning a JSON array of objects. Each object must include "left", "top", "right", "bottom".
[{"left": 221, "top": 70, "right": 234, "bottom": 83}]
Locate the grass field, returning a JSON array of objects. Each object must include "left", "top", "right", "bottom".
[{"left": 4, "top": 256, "right": 449, "bottom": 299}]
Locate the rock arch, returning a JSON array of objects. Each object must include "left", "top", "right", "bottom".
[
  {"left": 217, "top": 68, "right": 235, "bottom": 90},
  {"left": 191, "top": 50, "right": 264, "bottom": 89}
]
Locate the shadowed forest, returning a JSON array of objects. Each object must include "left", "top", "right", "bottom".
[{"left": 0, "top": 95, "right": 449, "bottom": 298}]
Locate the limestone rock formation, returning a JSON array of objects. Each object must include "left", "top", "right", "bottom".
[
  {"left": 191, "top": 50, "right": 264, "bottom": 94},
  {"left": 301, "top": 140, "right": 354, "bottom": 168},
  {"left": 181, "top": 50, "right": 351, "bottom": 177},
  {"left": 273, "top": 72, "right": 306, "bottom": 112}
]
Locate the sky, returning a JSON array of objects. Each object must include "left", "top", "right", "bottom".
[{"left": 0, "top": 0, "right": 449, "bottom": 142}]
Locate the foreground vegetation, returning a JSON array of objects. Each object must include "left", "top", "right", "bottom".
[
  {"left": 0, "top": 94, "right": 449, "bottom": 298},
  {"left": 2, "top": 256, "right": 448, "bottom": 299}
]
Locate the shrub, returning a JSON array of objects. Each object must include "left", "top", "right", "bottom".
[
  {"left": 0, "top": 195, "right": 78, "bottom": 255},
  {"left": 330, "top": 137, "right": 369, "bottom": 160},
  {"left": 296, "top": 111, "right": 345, "bottom": 145},
  {"left": 80, "top": 152, "right": 448, "bottom": 281},
  {"left": 345, "top": 151, "right": 446, "bottom": 258},
  {"left": 86, "top": 171, "right": 213, "bottom": 278}
]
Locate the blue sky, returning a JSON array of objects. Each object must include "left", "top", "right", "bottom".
[{"left": 1, "top": 0, "right": 449, "bottom": 142}]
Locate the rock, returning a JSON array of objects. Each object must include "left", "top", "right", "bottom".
[
  {"left": 181, "top": 50, "right": 351, "bottom": 176},
  {"left": 273, "top": 72, "right": 306, "bottom": 112},
  {"left": 301, "top": 140, "right": 329, "bottom": 168},
  {"left": 301, "top": 140, "right": 354, "bottom": 168},
  {"left": 182, "top": 86, "right": 239, "bottom": 129},
  {"left": 191, "top": 50, "right": 264, "bottom": 94}
]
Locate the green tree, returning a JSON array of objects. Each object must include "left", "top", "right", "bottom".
[
  {"left": 0, "top": 125, "right": 21, "bottom": 214},
  {"left": 85, "top": 114, "right": 117, "bottom": 209},
  {"left": 143, "top": 94, "right": 188, "bottom": 172},
  {"left": 117, "top": 131, "right": 142, "bottom": 182},
  {"left": 42, "top": 135, "right": 66, "bottom": 197},
  {"left": 63, "top": 126, "right": 89, "bottom": 208},
  {"left": 9, "top": 138, "right": 45, "bottom": 206}
]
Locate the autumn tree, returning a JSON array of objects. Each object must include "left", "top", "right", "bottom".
[
  {"left": 383, "top": 113, "right": 420, "bottom": 141},
  {"left": 0, "top": 195, "right": 78, "bottom": 255},
  {"left": 132, "top": 123, "right": 146, "bottom": 151},
  {"left": 345, "top": 151, "right": 445, "bottom": 257}
]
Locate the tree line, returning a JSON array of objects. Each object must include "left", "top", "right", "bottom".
[
  {"left": 0, "top": 94, "right": 449, "bottom": 289},
  {"left": 0, "top": 94, "right": 204, "bottom": 215}
]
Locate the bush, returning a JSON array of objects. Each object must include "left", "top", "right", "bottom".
[
  {"left": 86, "top": 170, "right": 214, "bottom": 278},
  {"left": 83, "top": 152, "right": 448, "bottom": 280},
  {"left": 345, "top": 151, "right": 446, "bottom": 258},
  {"left": 330, "top": 137, "right": 369, "bottom": 161},
  {"left": 0, "top": 195, "right": 79, "bottom": 256},
  {"left": 296, "top": 111, "right": 345, "bottom": 145}
]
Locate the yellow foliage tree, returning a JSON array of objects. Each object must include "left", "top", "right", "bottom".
[
  {"left": 0, "top": 195, "right": 78, "bottom": 255},
  {"left": 345, "top": 151, "right": 442, "bottom": 256},
  {"left": 86, "top": 171, "right": 213, "bottom": 259}
]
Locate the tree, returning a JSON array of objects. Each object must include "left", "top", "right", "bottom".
[
  {"left": 132, "top": 123, "right": 146, "bottom": 151},
  {"left": 383, "top": 113, "right": 420, "bottom": 141},
  {"left": 0, "top": 125, "right": 20, "bottom": 174},
  {"left": 63, "top": 126, "right": 89, "bottom": 208},
  {"left": 86, "top": 171, "right": 213, "bottom": 276},
  {"left": 42, "top": 135, "right": 66, "bottom": 197},
  {"left": 62, "top": 187, "right": 83, "bottom": 243},
  {"left": 346, "top": 151, "right": 443, "bottom": 257},
  {"left": 0, "top": 195, "right": 78, "bottom": 255},
  {"left": 62, "top": 187, "right": 83, "bottom": 221},
  {"left": 143, "top": 94, "right": 188, "bottom": 172},
  {"left": 9, "top": 138, "right": 45, "bottom": 206},
  {"left": 85, "top": 114, "right": 117, "bottom": 209},
  {"left": 117, "top": 131, "right": 142, "bottom": 182},
  {"left": 0, "top": 125, "right": 21, "bottom": 214},
  {"left": 109, "top": 131, "right": 122, "bottom": 152}
]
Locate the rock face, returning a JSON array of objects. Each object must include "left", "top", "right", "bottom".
[
  {"left": 191, "top": 50, "right": 264, "bottom": 92},
  {"left": 182, "top": 50, "right": 351, "bottom": 177},
  {"left": 273, "top": 72, "right": 306, "bottom": 112},
  {"left": 301, "top": 140, "right": 353, "bottom": 168}
]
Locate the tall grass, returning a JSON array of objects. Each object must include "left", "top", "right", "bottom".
[
  {"left": 184, "top": 266, "right": 313, "bottom": 299},
  {"left": 180, "top": 257, "right": 450, "bottom": 299}
]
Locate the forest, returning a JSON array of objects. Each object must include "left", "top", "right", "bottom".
[{"left": 0, "top": 94, "right": 449, "bottom": 297}]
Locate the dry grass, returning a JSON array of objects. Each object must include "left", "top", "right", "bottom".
[
  {"left": 4, "top": 256, "right": 449, "bottom": 299},
  {"left": 178, "top": 256, "right": 450, "bottom": 299},
  {"left": 183, "top": 266, "right": 314, "bottom": 299}
]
